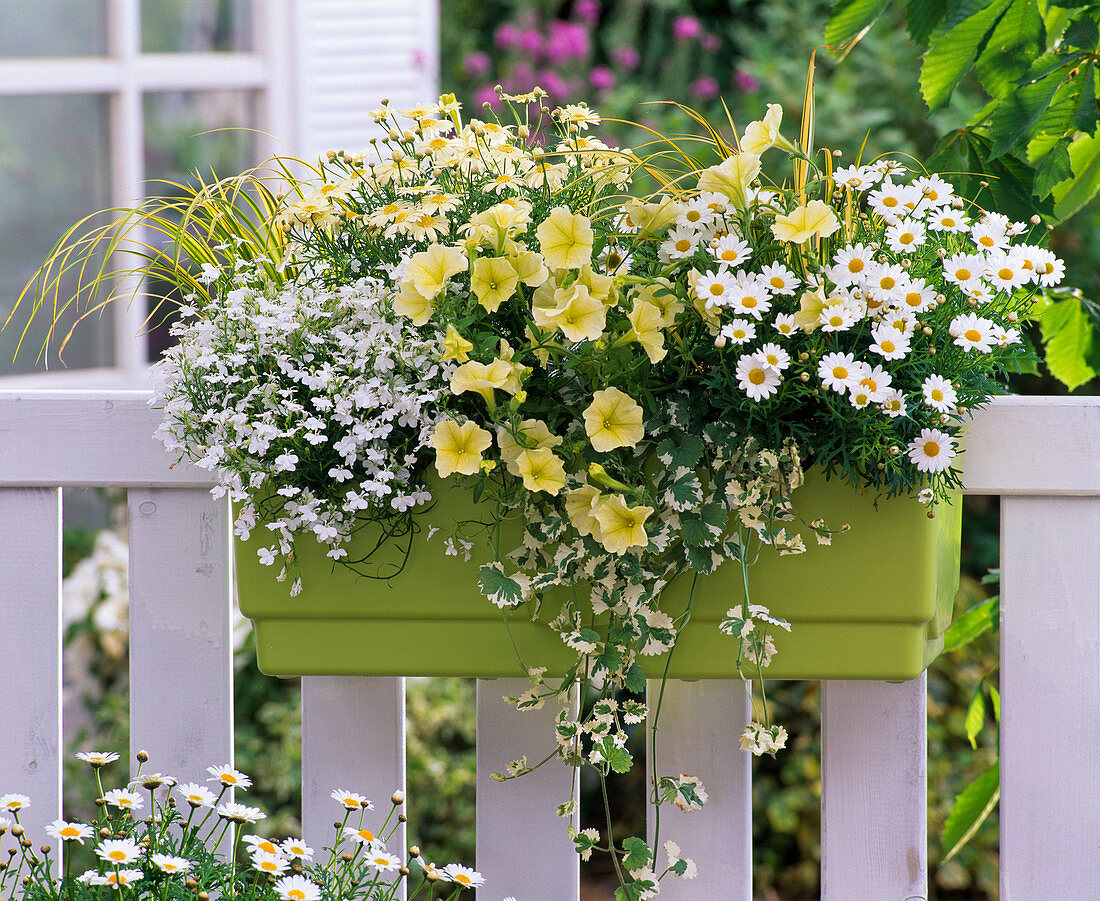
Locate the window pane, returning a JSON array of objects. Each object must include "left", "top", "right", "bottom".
[
  {"left": 0, "top": 1, "right": 108, "bottom": 57},
  {"left": 141, "top": 0, "right": 253, "bottom": 52},
  {"left": 0, "top": 95, "right": 114, "bottom": 375}
]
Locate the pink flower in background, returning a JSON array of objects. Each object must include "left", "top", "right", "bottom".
[
  {"left": 734, "top": 70, "right": 760, "bottom": 93},
  {"left": 463, "top": 51, "right": 491, "bottom": 77},
  {"left": 701, "top": 33, "right": 720, "bottom": 52},
  {"left": 672, "top": 15, "right": 703, "bottom": 42},
  {"left": 475, "top": 85, "right": 502, "bottom": 109},
  {"left": 575, "top": 0, "right": 602, "bottom": 25},
  {"left": 546, "top": 21, "right": 590, "bottom": 63},
  {"left": 517, "top": 28, "right": 544, "bottom": 57},
  {"left": 511, "top": 63, "right": 536, "bottom": 87},
  {"left": 612, "top": 45, "right": 640, "bottom": 71},
  {"left": 494, "top": 23, "right": 519, "bottom": 51},
  {"left": 689, "top": 76, "right": 719, "bottom": 100},
  {"left": 590, "top": 67, "right": 615, "bottom": 91},
  {"left": 537, "top": 70, "right": 571, "bottom": 101}
]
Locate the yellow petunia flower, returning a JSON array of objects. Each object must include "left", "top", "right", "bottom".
[
  {"left": 576, "top": 264, "right": 616, "bottom": 305},
  {"left": 565, "top": 484, "right": 605, "bottom": 539},
  {"left": 431, "top": 420, "right": 493, "bottom": 477},
  {"left": 514, "top": 447, "right": 568, "bottom": 495},
  {"left": 594, "top": 495, "right": 654, "bottom": 554},
  {"left": 471, "top": 256, "right": 519, "bottom": 312},
  {"left": 402, "top": 244, "right": 467, "bottom": 298},
  {"left": 393, "top": 284, "right": 435, "bottom": 326},
  {"left": 497, "top": 419, "right": 564, "bottom": 476},
  {"left": 792, "top": 284, "right": 826, "bottom": 333},
  {"left": 625, "top": 300, "right": 667, "bottom": 363},
  {"left": 536, "top": 207, "right": 594, "bottom": 270},
  {"left": 583, "top": 387, "right": 644, "bottom": 453},
  {"left": 630, "top": 281, "right": 682, "bottom": 327},
  {"left": 620, "top": 196, "right": 684, "bottom": 236},
  {"left": 441, "top": 325, "right": 473, "bottom": 362},
  {"left": 547, "top": 283, "right": 607, "bottom": 343},
  {"left": 697, "top": 153, "right": 761, "bottom": 209},
  {"left": 771, "top": 200, "right": 840, "bottom": 244},
  {"left": 739, "top": 103, "right": 795, "bottom": 156},
  {"left": 450, "top": 359, "right": 513, "bottom": 406},
  {"left": 512, "top": 250, "right": 550, "bottom": 287}
]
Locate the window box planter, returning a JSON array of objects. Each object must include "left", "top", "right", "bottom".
[{"left": 236, "top": 469, "right": 960, "bottom": 681}]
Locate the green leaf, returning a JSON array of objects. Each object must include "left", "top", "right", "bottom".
[
  {"left": 920, "top": 0, "right": 1012, "bottom": 111},
  {"left": 624, "top": 662, "right": 646, "bottom": 694},
  {"left": 975, "top": 0, "right": 1045, "bottom": 98},
  {"left": 988, "top": 683, "right": 1001, "bottom": 721},
  {"left": 621, "top": 836, "right": 652, "bottom": 871},
  {"left": 1053, "top": 130, "right": 1100, "bottom": 222},
  {"left": 1074, "top": 60, "right": 1097, "bottom": 132},
  {"left": 1062, "top": 12, "right": 1099, "bottom": 49},
  {"left": 988, "top": 69, "right": 1064, "bottom": 155},
  {"left": 1039, "top": 295, "right": 1098, "bottom": 389},
  {"left": 477, "top": 563, "right": 526, "bottom": 608},
  {"left": 825, "top": 0, "right": 890, "bottom": 47},
  {"left": 907, "top": 0, "right": 949, "bottom": 45},
  {"left": 942, "top": 762, "right": 1000, "bottom": 861},
  {"left": 663, "top": 468, "right": 703, "bottom": 512},
  {"left": 965, "top": 689, "right": 987, "bottom": 748},
  {"left": 943, "top": 595, "right": 999, "bottom": 652},
  {"left": 1034, "top": 143, "right": 1073, "bottom": 197}
]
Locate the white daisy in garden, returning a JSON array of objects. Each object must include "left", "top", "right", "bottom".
[
  {"left": 918, "top": 488, "right": 936, "bottom": 504},
  {"left": 176, "top": 783, "right": 216, "bottom": 808},
  {"left": 758, "top": 342, "right": 791, "bottom": 371},
  {"left": 275, "top": 875, "right": 322, "bottom": 901},
  {"left": 867, "top": 181, "right": 918, "bottom": 221},
  {"left": 871, "top": 158, "right": 907, "bottom": 178},
  {"left": 984, "top": 251, "right": 1029, "bottom": 291},
  {"left": 817, "top": 352, "right": 861, "bottom": 394},
  {"left": 441, "top": 863, "right": 486, "bottom": 887},
  {"left": 879, "top": 389, "right": 907, "bottom": 417},
  {"left": 995, "top": 325, "right": 1023, "bottom": 347},
  {"left": 92, "top": 869, "right": 144, "bottom": 888},
  {"left": 76, "top": 751, "right": 120, "bottom": 767},
  {"left": 922, "top": 375, "right": 958, "bottom": 412},
  {"left": 827, "top": 243, "right": 875, "bottom": 286},
  {"left": 207, "top": 765, "right": 252, "bottom": 790},
  {"left": 659, "top": 224, "right": 701, "bottom": 262},
  {"left": 950, "top": 314, "right": 996, "bottom": 353},
  {"left": 152, "top": 854, "right": 191, "bottom": 874},
  {"left": 941, "top": 252, "right": 987, "bottom": 288},
  {"left": 1031, "top": 247, "right": 1065, "bottom": 286},
  {"left": 773, "top": 313, "right": 797, "bottom": 336},
  {"left": 720, "top": 318, "right": 757, "bottom": 344},
  {"left": 710, "top": 234, "right": 752, "bottom": 268},
  {"left": 913, "top": 174, "right": 955, "bottom": 207},
  {"left": 367, "top": 851, "right": 402, "bottom": 871},
  {"left": 970, "top": 219, "right": 1010, "bottom": 251},
  {"left": 759, "top": 261, "right": 799, "bottom": 295},
  {"left": 698, "top": 191, "right": 729, "bottom": 217},
  {"left": 819, "top": 302, "right": 859, "bottom": 332},
  {"left": 856, "top": 364, "right": 893, "bottom": 401},
  {"left": 281, "top": 839, "right": 314, "bottom": 860},
  {"left": 885, "top": 218, "right": 926, "bottom": 253},
  {"left": 833, "top": 164, "right": 878, "bottom": 190},
  {"left": 928, "top": 208, "right": 969, "bottom": 232},
  {"left": 880, "top": 308, "right": 917, "bottom": 334},
  {"left": 727, "top": 272, "right": 772, "bottom": 319},
  {"left": 252, "top": 851, "right": 290, "bottom": 875},
  {"left": 869, "top": 324, "right": 911, "bottom": 360},
  {"left": 897, "top": 277, "right": 936, "bottom": 313},
  {"left": 216, "top": 802, "right": 265, "bottom": 823},
  {"left": 736, "top": 353, "right": 781, "bottom": 401},
  {"left": 694, "top": 269, "right": 736, "bottom": 309},
  {"left": 96, "top": 838, "right": 142, "bottom": 865},
  {"left": 961, "top": 280, "right": 996, "bottom": 302},
  {"left": 102, "top": 788, "right": 143, "bottom": 811},
  {"left": 45, "top": 820, "right": 93, "bottom": 844},
  {"left": 0, "top": 794, "right": 30, "bottom": 812},
  {"left": 679, "top": 197, "right": 717, "bottom": 230},
  {"left": 863, "top": 262, "right": 907, "bottom": 302},
  {"left": 343, "top": 826, "right": 383, "bottom": 847},
  {"left": 848, "top": 387, "right": 874, "bottom": 408},
  {"left": 908, "top": 428, "right": 956, "bottom": 472},
  {"left": 243, "top": 835, "right": 283, "bottom": 856},
  {"left": 330, "top": 790, "right": 372, "bottom": 810}
]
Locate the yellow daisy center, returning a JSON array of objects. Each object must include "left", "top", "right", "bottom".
[
  {"left": 880, "top": 276, "right": 896, "bottom": 289},
  {"left": 848, "top": 259, "right": 864, "bottom": 273},
  {"left": 455, "top": 875, "right": 472, "bottom": 885},
  {"left": 60, "top": 826, "right": 80, "bottom": 837},
  {"left": 675, "top": 239, "right": 691, "bottom": 252},
  {"left": 222, "top": 774, "right": 238, "bottom": 784},
  {"left": 998, "top": 268, "right": 1013, "bottom": 280},
  {"left": 709, "top": 284, "right": 724, "bottom": 296},
  {"left": 900, "top": 233, "right": 914, "bottom": 244},
  {"left": 289, "top": 892, "right": 306, "bottom": 900},
  {"left": 924, "top": 440, "right": 941, "bottom": 456},
  {"left": 749, "top": 368, "right": 766, "bottom": 385},
  {"left": 906, "top": 293, "right": 921, "bottom": 307},
  {"left": 829, "top": 315, "right": 843, "bottom": 326},
  {"left": 956, "top": 268, "right": 971, "bottom": 280},
  {"left": 980, "top": 236, "right": 994, "bottom": 247},
  {"left": 832, "top": 366, "right": 848, "bottom": 380},
  {"left": 882, "top": 340, "right": 895, "bottom": 352},
  {"left": 941, "top": 217, "right": 956, "bottom": 227},
  {"left": 770, "top": 276, "right": 784, "bottom": 288},
  {"left": 965, "top": 329, "right": 982, "bottom": 342},
  {"left": 109, "top": 851, "right": 126, "bottom": 861},
  {"left": 931, "top": 389, "right": 944, "bottom": 401},
  {"left": 358, "top": 830, "right": 375, "bottom": 841},
  {"left": 743, "top": 296, "right": 758, "bottom": 307},
  {"left": 686, "top": 210, "right": 701, "bottom": 222},
  {"left": 883, "top": 197, "right": 898, "bottom": 208},
  {"left": 261, "top": 862, "right": 279, "bottom": 871}
]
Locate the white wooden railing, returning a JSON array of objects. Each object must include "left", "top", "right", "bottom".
[{"left": 1, "top": 391, "right": 1098, "bottom": 900}]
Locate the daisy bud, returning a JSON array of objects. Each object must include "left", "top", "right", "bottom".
[
  {"left": 186, "top": 879, "right": 197, "bottom": 888},
  {"left": 922, "top": 327, "right": 933, "bottom": 336},
  {"left": 326, "top": 150, "right": 337, "bottom": 162},
  {"left": 399, "top": 867, "right": 410, "bottom": 876},
  {"left": 877, "top": 462, "right": 885, "bottom": 470},
  {"left": 137, "top": 750, "right": 149, "bottom": 762},
  {"left": 979, "top": 180, "right": 989, "bottom": 188},
  {"left": 936, "top": 248, "right": 946, "bottom": 258},
  {"left": 800, "top": 372, "right": 810, "bottom": 382},
  {"left": 425, "top": 870, "right": 439, "bottom": 882},
  {"left": 952, "top": 197, "right": 964, "bottom": 208},
  {"left": 398, "top": 814, "right": 407, "bottom": 823},
  {"left": 40, "top": 846, "right": 51, "bottom": 856},
  {"left": 967, "top": 298, "right": 978, "bottom": 308},
  {"left": 929, "top": 347, "right": 936, "bottom": 355},
  {"left": 927, "top": 509, "right": 936, "bottom": 519},
  {"left": 958, "top": 406, "right": 968, "bottom": 415},
  {"left": 391, "top": 790, "right": 405, "bottom": 805},
  {"left": 936, "top": 294, "right": 945, "bottom": 303},
  {"left": 333, "top": 822, "right": 342, "bottom": 830},
  {"left": 341, "top": 853, "right": 353, "bottom": 862},
  {"left": 402, "top": 129, "right": 416, "bottom": 142},
  {"left": 889, "top": 446, "right": 899, "bottom": 455},
  {"left": 833, "top": 149, "right": 842, "bottom": 157},
  {"left": 1047, "top": 223, "right": 1054, "bottom": 231},
  {"left": 799, "top": 352, "right": 810, "bottom": 361},
  {"left": 1030, "top": 214, "right": 1041, "bottom": 225},
  {"left": 409, "top": 846, "right": 421, "bottom": 858},
  {"left": 714, "top": 335, "right": 727, "bottom": 348},
  {"left": 10, "top": 827, "right": 22, "bottom": 838},
  {"left": 98, "top": 828, "right": 110, "bottom": 838},
  {"left": 518, "top": 125, "right": 529, "bottom": 139},
  {"left": 902, "top": 259, "right": 911, "bottom": 269},
  {"left": 388, "top": 130, "right": 400, "bottom": 141},
  {"left": 199, "top": 893, "right": 210, "bottom": 900},
  {"left": 1007, "top": 312, "right": 1018, "bottom": 322}
]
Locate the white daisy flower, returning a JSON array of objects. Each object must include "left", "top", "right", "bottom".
[
  {"left": 758, "top": 342, "right": 791, "bottom": 371},
  {"left": 867, "top": 181, "right": 919, "bottom": 221},
  {"left": 879, "top": 389, "right": 907, "bottom": 417},
  {"left": 819, "top": 302, "right": 859, "bottom": 332},
  {"left": 950, "top": 314, "right": 996, "bottom": 353},
  {"left": 720, "top": 318, "right": 757, "bottom": 344},
  {"left": 773, "top": 313, "right": 797, "bottom": 336},
  {"left": 252, "top": 851, "right": 290, "bottom": 875},
  {"left": 727, "top": 272, "right": 772, "bottom": 319},
  {"left": 869, "top": 324, "right": 911, "bottom": 360},
  {"left": 834, "top": 164, "right": 878, "bottom": 191},
  {"left": 367, "top": 851, "right": 402, "bottom": 871},
  {"left": 1031, "top": 247, "right": 1065, "bottom": 286},
  {"left": 694, "top": 269, "right": 737, "bottom": 309},
  {"left": 216, "top": 802, "right": 265, "bottom": 823},
  {"left": 896, "top": 277, "right": 936, "bottom": 313},
  {"left": 863, "top": 262, "right": 907, "bottom": 302},
  {"left": 0, "top": 794, "right": 30, "bottom": 812},
  {"left": 941, "top": 252, "right": 987, "bottom": 288},
  {"left": 856, "top": 364, "right": 893, "bottom": 401},
  {"left": 849, "top": 387, "right": 874, "bottom": 408},
  {"left": 880, "top": 308, "right": 917, "bottom": 334},
  {"left": 92, "top": 869, "right": 144, "bottom": 888},
  {"left": 679, "top": 197, "right": 717, "bottom": 230},
  {"left": 984, "top": 251, "right": 1029, "bottom": 291},
  {"left": 244, "top": 835, "right": 283, "bottom": 856},
  {"left": 45, "top": 820, "right": 93, "bottom": 844},
  {"left": 827, "top": 243, "right": 875, "bottom": 287},
  {"left": 908, "top": 428, "right": 956, "bottom": 472},
  {"left": 274, "top": 875, "right": 322, "bottom": 901},
  {"left": 912, "top": 174, "right": 955, "bottom": 208},
  {"left": 928, "top": 209, "right": 969, "bottom": 232},
  {"left": 441, "top": 863, "right": 486, "bottom": 887},
  {"left": 995, "top": 325, "right": 1022, "bottom": 347},
  {"left": 817, "top": 352, "right": 861, "bottom": 394},
  {"left": 281, "top": 838, "right": 314, "bottom": 861},
  {"left": 152, "top": 854, "right": 191, "bottom": 874},
  {"left": 76, "top": 751, "right": 121, "bottom": 767},
  {"left": 102, "top": 788, "right": 144, "bottom": 811},
  {"left": 885, "top": 218, "right": 926, "bottom": 253},
  {"left": 343, "top": 826, "right": 383, "bottom": 847},
  {"left": 330, "top": 790, "right": 372, "bottom": 810},
  {"left": 660, "top": 225, "right": 701, "bottom": 262},
  {"left": 922, "top": 375, "right": 958, "bottom": 412},
  {"left": 759, "top": 261, "right": 799, "bottom": 295},
  {"left": 96, "top": 838, "right": 142, "bottom": 865},
  {"left": 207, "top": 765, "right": 252, "bottom": 790},
  {"left": 736, "top": 353, "right": 781, "bottom": 401},
  {"left": 710, "top": 234, "right": 752, "bottom": 269},
  {"left": 176, "top": 783, "right": 217, "bottom": 808},
  {"left": 970, "top": 219, "right": 1009, "bottom": 252}
]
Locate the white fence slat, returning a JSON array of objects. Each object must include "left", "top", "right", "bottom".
[
  {"left": 647, "top": 679, "right": 751, "bottom": 898},
  {"left": 476, "top": 679, "right": 579, "bottom": 900},
  {"left": 821, "top": 676, "right": 927, "bottom": 899},
  {"left": 301, "top": 675, "right": 406, "bottom": 895},
  {"left": 0, "top": 393, "right": 212, "bottom": 488},
  {"left": 127, "top": 489, "right": 233, "bottom": 779},
  {"left": 0, "top": 488, "right": 61, "bottom": 848},
  {"left": 1001, "top": 497, "right": 1100, "bottom": 898}
]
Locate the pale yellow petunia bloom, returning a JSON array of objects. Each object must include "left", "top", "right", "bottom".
[
  {"left": 450, "top": 360, "right": 514, "bottom": 406},
  {"left": 402, "top": 244, "right": 467, "bottom": 298},
  {"left": 739, "top": 104, "right": 795, "bottom": 156},
  {"left": 511, "top": 250, "right": 549, "bottom": 287},
  {"left": 697, "top": 153, "right": 761, "bottom": 209},
  {"left": 594, "top": 495, "right": 654, "bottom": 554},
  {"left": 497, "top": 420, "right": 564, "bottom": 476},
  {"left": 625, "top": 300, "right": 667, "bottom": 363},
  {"left": 441, "top": 325, "right": 473, "bottom": 362},
  {"left": 547, "top": 284, "right": 606, "bottom": 343},
  {"left": 771, "top": 200, "right": 840, "bottom": 244},
  {"left": 431, "top": 420, "right": 492, "bottom": 477},
  {"left": 583, "top": 387, "right": 644, "bottom": 453},
  {"left": 392, "top": 285, "right": 435, "bottom": 326},
  {"left": 620, "top": 196, "right": 685, "bottom": 236},
  {"left": 514, "top": 447, "right": 568, "bottom": 495},
  {"left": 536, "top": 207, "right": 594, "bottom": 270},
  {"left": 471, "top": 256, "right": 519, "bottom": 312},
  {"left": 565, "top": 484, "right": 605, "bottom": 539}
]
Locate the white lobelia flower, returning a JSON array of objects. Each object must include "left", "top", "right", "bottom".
[{"left": 908, "top": 428, "right": 956, "bottom": 472}]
